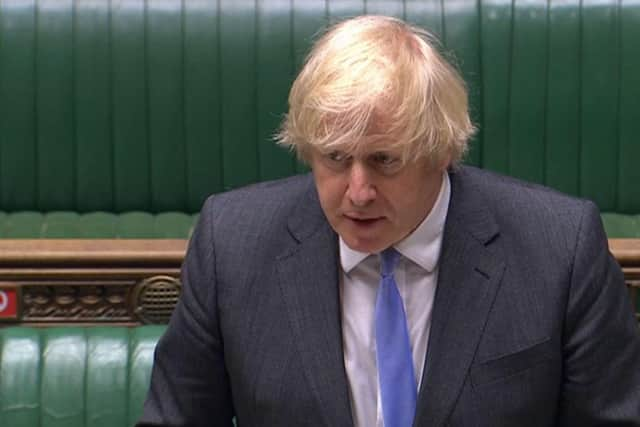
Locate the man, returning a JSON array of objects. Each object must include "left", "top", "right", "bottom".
[{"left": 138, "top": 16, "right": 640, "bottom": 426}]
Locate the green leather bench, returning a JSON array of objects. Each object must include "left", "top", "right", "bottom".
[
  {"left": 0, "top": 212, "right": 197, "bottom": 239},
  {"left": 0, "top": 0, "right": 638, "bottom": 238},
  {"left": 0, "top": 326, "right": 163, "bottom": 427}
]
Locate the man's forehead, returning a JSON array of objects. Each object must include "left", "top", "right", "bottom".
[{"left": 325, "top": 135, "right": 403, "bottom": 155}]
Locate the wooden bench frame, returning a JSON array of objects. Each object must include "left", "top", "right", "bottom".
[
  {"left": 0, "top": 239, "right": 638, "bottom": 326},
  {"left": 0, "top": 240, "right": 185, "bottom": 326}
]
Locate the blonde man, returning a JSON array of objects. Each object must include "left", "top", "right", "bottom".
[{"left": 139, "top": 16, "right": 640, "bottom": 427}]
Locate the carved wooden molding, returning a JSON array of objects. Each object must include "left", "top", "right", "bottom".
[
  {"left": 0, "top": 239, "right": 638, "bottom": 325},
  {"left": 0, "top": 240, "right": 186, "bottom": 325}
]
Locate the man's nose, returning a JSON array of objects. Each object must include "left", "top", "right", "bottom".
[{"left": 346, "top": 162, "right": 376, "bottom": 206}]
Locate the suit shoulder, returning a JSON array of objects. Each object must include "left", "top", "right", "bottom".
[
  {"left": 196, "top": 174, "right": 315, "bottom": 242},
  {"left": 455, "top": 166, "right": 596, "bottom": 217},
  {"left": 451, "top": 166, "right": 603, "bottom": 263},
  {"left": 202, "top": 174, "right": 312, "bottom": 214}
]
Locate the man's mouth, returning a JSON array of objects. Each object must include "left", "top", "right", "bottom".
[{"left": 345, "top": 215, "right": 384, "bottom": 226}]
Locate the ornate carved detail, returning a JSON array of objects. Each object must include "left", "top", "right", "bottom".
[
  {"left": 22, "top": 283, "right": 133, "bottom": 322},
  {"left": 132, "top": 275, "right": 182, "bottom": 325}
]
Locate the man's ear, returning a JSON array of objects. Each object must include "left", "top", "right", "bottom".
[{"left": 437, "top": 154, "right": 452, "bottom": 172}]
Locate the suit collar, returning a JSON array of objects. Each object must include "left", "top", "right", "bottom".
[
  {"left": 285, "top": 175, "right": 328, "bottom": 244},
  {"left": 444, "top": 166, "right": 500, "bottom": 245},
  {"left": 414, "top": 166, "right": 505, "bottom": 426}
]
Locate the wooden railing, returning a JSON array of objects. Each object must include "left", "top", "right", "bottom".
[{"left": 0, "top": 239, "right": 638, "bottom": 326}]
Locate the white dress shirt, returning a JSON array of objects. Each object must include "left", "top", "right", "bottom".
[{"left": 339, "top": 172, "right": 451, "bottom": 427}]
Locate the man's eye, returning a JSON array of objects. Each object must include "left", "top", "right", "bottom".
[
  {"left": 327, "top": 151, "right": 348, "bottom": 162},
  {"left": 372, "top": 152, "right": 398, "bottom": 166}
]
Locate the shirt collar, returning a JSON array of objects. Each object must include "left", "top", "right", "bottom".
[{"left": 339, "top": 171, "right": 451, "bottom": 274}]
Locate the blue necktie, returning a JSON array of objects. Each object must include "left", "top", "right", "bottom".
[{"left": 375, "top": 247, "right": 417, "bottom": 427}]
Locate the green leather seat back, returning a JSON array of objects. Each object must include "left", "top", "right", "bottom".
[
  {"left": 0, "top": 326, "right": 164, "bottom": 427},
  {"left": 0, "top": 0, "right": 638, "bottom": 215},
  {"left": 0, "top": 211, "right": 197, "bottom": 238}
]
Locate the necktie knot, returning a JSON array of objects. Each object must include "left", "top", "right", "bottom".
[{"left": 380, "top": 247, "right": 401, "bottom": 277}]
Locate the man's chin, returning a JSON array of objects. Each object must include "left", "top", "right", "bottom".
[{"left": 341, "top": 234, "right": 390, "bottom": 254}]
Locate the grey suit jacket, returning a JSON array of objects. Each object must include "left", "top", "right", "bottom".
[{"left": 138, "top": 166, "right": 640, "bottom": 426}]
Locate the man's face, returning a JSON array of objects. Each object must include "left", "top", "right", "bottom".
[{"left": 310, "top": 142, "right": 446, "bottom": 253}]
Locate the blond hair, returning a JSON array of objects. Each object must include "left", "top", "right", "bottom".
[{"left": 275, "top": 15, "right": 475, "bottom": 167}]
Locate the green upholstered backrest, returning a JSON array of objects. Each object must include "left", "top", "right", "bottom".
[
  {"left": 0, "top": 211, "right": 197, "bottom": 238},
  {"left": 0, "top": 0, "right": 638, "bottom": 214},
  {"left": 0, "top": 326, "right": 164, "bottom": 427}
]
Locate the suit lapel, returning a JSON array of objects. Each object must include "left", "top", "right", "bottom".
[
  {"left": 276, "top": 179, "right": 353, "bottom": 427},
  {"left": 414, "top": 168, "right": 506, "bottom": 427}
]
